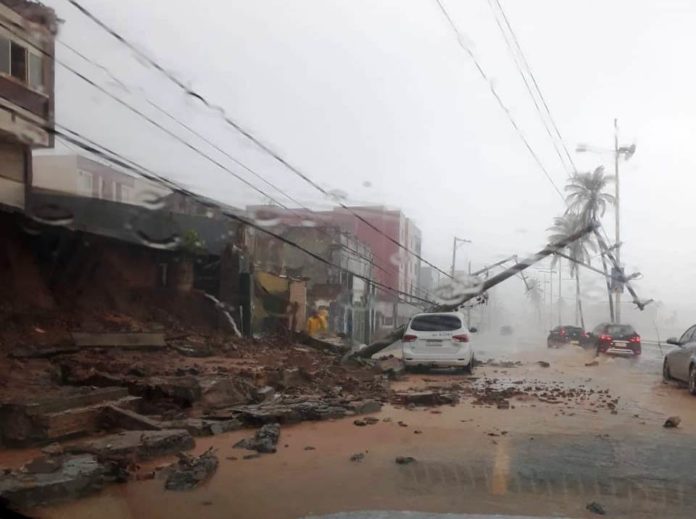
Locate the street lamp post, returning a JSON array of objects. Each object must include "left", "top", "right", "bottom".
[
  {"left": 577, "top": 119, "right": 635, "bottom": 323},
  {"left": 450, "top": 236, "right": 472, "bottom": 277}
]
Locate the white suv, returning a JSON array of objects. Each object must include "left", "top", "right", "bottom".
[{"left": 401, "top": 312, "right": 476, "bottom": 371}]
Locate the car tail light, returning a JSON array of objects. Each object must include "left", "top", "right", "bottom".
[
  {"left": 600, "top": 334, "right": 612, "bottom": 342},
  {"left": 629, "top": 336, "right": 641, "bottom": 343},
  {"left": 452, "top": 334, "right": 469, "bottom": 343},
  {"left": 402, "top": 334, "right": 417, "bottom": 343}
]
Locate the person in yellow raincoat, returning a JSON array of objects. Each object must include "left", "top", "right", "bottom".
[{"left": 306, "top": 309, "right": 324, "bottom": 336}]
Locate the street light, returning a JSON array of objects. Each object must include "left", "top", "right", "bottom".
[
  {"left": 450, "top": 236, "right": 472, "bottom": 278},
  {"left": 576, "top": 118, "right": 636, "bottom": 324}
]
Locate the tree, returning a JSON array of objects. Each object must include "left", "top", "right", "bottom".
[
  {"left": 564, "top": 166, "right": 615, "bottom": 322},
  {"left": 547, "top": 214, "right": 596, "bottom": 328},
  {"left": 525, "top": 276, "right": 543, "bottom": 325}
]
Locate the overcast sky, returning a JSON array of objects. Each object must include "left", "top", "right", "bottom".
[{"left": 43, "top": 0, "right": 696, "bottom": 326}]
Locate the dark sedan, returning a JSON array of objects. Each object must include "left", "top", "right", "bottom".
[
  {"left": 547, "top": 325, "right": 587, "bottom": 348},
  {"left": 587, "top": 323, "right": 641, "bottom": 356}
]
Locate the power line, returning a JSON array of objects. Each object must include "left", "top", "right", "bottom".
[
  {"left": 62, "top": 0, "right": 454, "bottom": 281},
  {"left": 491, "top": 0, "right": 578, "bottom": 175},
  {"left": 0, "top": 21, "right": 423, "bottom": 298},
  {"left": 487, "top": 0, "right": 573, "bottom": 176},
  {"left": 47, "top": 120, "right": 436, "bottom": 307},
  {"left": 432, "top": 0, "right": 564, "bottom": 200},
  {"left": 60, "top": 38, "right": 414, "bottom": 289}
]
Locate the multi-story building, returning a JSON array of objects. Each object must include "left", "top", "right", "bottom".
[
  {"left": 0, "top": 0, "right": 55, "bottom": 213},
  {"left": 247, "top": 204, "right": 424, "bottom": 333},
  {"left": 250, "top": 220, "right": 376, "bottom": 343}
]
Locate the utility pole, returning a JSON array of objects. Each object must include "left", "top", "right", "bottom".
[
  {"left": 614, "top": 118, "right": 621, "bottom": 324},
  {"left": 450, "top": 236, "right": 471, "bottom": 277},
  {"left": 558, "top": 257, "right": 562, "bottom": 326},
  {"left": 467, "top": 260, "right": 472, "bottom": 327}
]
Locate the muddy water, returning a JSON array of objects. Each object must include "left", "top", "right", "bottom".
[{"left": 34, "top": 340, "right": 696, "bottom": 519}]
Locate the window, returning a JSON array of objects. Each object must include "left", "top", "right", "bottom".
[
  {"left": 410, "top": 314, "right": 462, "bottom": 331},
  {"left": 28, "top": 52, "right": 43, "bottom": 90},
  {"left": 10, "top": 41, "right": 26, "bottom": 82},
  {"left": 679, "top": 326, "right": 696, "bottom": 344},
  {"left": 77, "top": 171, "right": 93, "bottom": 195},
  {"left": 0, "top": 37, "right": 9, "bottom": 74}
]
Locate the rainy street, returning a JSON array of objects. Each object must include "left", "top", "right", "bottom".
[{"left": 36, "top": 336, "right": 696, "bottom": 519}]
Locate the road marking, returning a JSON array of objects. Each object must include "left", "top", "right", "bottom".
[{"left": 490, "top": 439, "right": 510, "bottom": 495}]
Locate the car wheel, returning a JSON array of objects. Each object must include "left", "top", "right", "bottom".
[
  {"left": 689, "top": 366, "right": 696, "bottom": 395},
  {"left": 464, "top": 358, "right": 475, "bottom": 374},
  {"left": 663, "top": 359, "right": 672, "bottom": 382}
]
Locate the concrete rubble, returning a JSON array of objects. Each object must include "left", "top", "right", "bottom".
[
  {"left": 233, "top": 423, "right": 281, "bottom": 453},
  {"left": 65, "top": 430, "right": 195, "bottom": 460},
  {"left": 0, "top": 455, "right": 105, "bottom": 508},
  {"left": 164, "top": 448, "right": 219, "bottom": 491}
]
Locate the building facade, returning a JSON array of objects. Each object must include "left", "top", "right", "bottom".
[
  {"left": 0, "top": 0, "right": 55, "bottom": 212},
  {"left": 250, "top": 221, "right": 376, "bottom": 343}
]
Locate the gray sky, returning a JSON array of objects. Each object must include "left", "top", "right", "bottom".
[{"left": 45, "top": 0, "right": 696, "bottom": 326}]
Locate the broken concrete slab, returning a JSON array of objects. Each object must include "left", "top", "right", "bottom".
[
  {"left": 160, "top": 418, "right": 242, "bottom": 437},
  {"left": 0, "top": 454, "right": 104, "bottom": 509},
  {"left": 233, "top": 423, "right": 280, "bottom": 453},
  {"left": 164, "top": 448, "right": 218, "bottom": 491},
  {"left": 133, "top": 376, "right": 202, "bottom": 407},
  {"left": 71, "top": 332, "right": 166, "bottom": 349},
  {"left": 391, "top": 391, "right": 459, "bottom": 406},
  {"left": 101, "top": 405, "right": 163, "bottom": 432},
  {"left": 348, "top": 399, "right": 382, "bottom": 415},
  {"left": 376, "top": 357, "right": 405, "bottom": 378},
  {"left": 65, "top": 430, "right": 194, "bottom": 461},
  {"left": 0, "top": 388, "right": 138, "bottom": 446},
  {"left": 199, "top": 377, "right": 255, "bottom": 410}
]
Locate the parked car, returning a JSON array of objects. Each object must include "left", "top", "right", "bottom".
[
  {"left": 587, "top": 323, "right": 641, "bottom": 356},
  {"left": 547, "top": 325, "right": 587, "bottom": 348},
  {"left": 401, "top": 312, "right": 477, "bottom": 372},
  {"left": 663, "top": 325, "right": 696, "bottom": 394}
]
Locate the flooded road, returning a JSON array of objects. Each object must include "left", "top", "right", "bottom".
[{"left": 35, "top": 337, "right": 696, "bottom": 519}]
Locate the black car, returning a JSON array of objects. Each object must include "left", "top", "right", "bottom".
[
  {"left": 547, "top": 325, "right": 586, "bottom": 348},
  {"left": 587, "top": 323, "right": 641, "bottom": 356}
]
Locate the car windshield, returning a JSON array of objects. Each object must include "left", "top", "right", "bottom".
[
  {"left": 410, "top": 314, "right": 462, "bottom": 331},
  {"left": 1, "top": 1, "right": 692, "bottom": 518}
]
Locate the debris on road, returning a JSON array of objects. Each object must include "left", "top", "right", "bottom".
[
  {"left": 586, "top": 501, "right": 607, "bottom": 515},
  {"left": 585, "top": 360, "right": 599, "bottom": 367},
  {"left": 377, "top": 357, "right": 405, "bottom": 378},
  {"left": 395, "top": 456, "right": 416, "bottom": 465},
  {"left": 349, "top": 453, "right": 365, "bottom": 462},
  {"left": 304, "top": 446, "right": 316, "bottom": 451},
  {"left": 164, "top": 448, "right": 219, "bottom": 491},
  {"left": 664, "top": 416, "right": 681, "bottom": 428},
  {"left": 537, "top": 361, "right": 550, "bottom": 368},
  {"left": 392, "top": 391, "right": 459, "bottom": 406},
  {"left": 353, "top": 419, "right": 367, "bottom": 427},
  {"left": 0, "top": 455, "right": 105, "bottom": 509},
  {"left": 233, "top": 423, "right": 281, "bottom": 453}
]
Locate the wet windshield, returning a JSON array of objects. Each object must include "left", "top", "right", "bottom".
[{"left": 0, "top": 1, "right": 693, "bottom": 519}]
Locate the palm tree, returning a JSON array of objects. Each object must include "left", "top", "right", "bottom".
[
  {"left": 525, "top": 277, "right": 543, "bottom": 325},
  {"left": 564, "top": 166, "right": 615, "bottom": 322},
  {"left": 548, "top": 214, "right": 596, "bottom": 328}
]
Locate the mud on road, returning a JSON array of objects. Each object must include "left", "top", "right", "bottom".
[{"left": 31, "top": 338, "right": 696, "bottom": 519}]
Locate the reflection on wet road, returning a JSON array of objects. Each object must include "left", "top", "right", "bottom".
[{"left": 39, "top": 337, "right": 696, "bottom": 519}]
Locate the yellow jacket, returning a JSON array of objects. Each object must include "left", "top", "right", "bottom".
[{"left": 307, "top": 316, "right": 323, "bottom": 336}]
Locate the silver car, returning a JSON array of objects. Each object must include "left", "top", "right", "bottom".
[{"left": 663, "top": 325, "right": 696, "bottom": 393}]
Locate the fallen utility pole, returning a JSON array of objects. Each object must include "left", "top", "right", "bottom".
[
  {"left": 434, "top": 223, "right": 596, "bottom": 313},
  {"left": 356, "top": 222, "right": 597, "bottom": 358}
]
